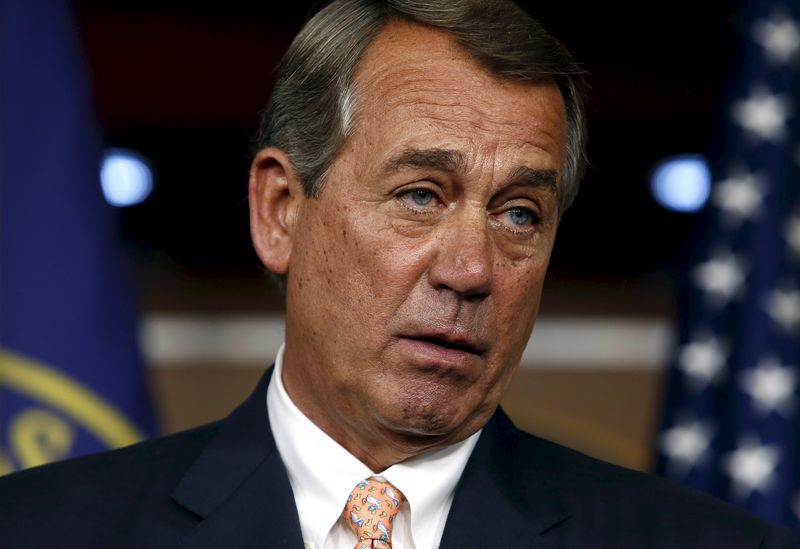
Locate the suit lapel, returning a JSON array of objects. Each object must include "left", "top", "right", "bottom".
[
  {"left": 439, "top": 410, "right": 570, "bottom": 549},
  {"left": 172, "top": 368, "right": 305, "bottom": 549},
  {"left": 169, "top": 372, "right": 571, "bottom": 548}
]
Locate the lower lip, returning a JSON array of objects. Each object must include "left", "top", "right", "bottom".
[{"left": 396, "top": 337, "right": 482, "bottom": 370}]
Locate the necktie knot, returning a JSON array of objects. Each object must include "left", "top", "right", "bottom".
[{"left": 342, "top": 478, "right": 405, "bottom": 548}]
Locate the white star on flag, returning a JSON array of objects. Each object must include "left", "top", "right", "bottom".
[
  {"left": 678, "top": 336, "right": 728, "bottom": 388},
  {"left": 786, "top": 214, "right": 800, "bottom": 256},
  {"left": 723, "top": 436, "right": 781, "bottom": 500},
  {"left": 658, "top": 0, "right": 800, "bottom": 522},
  {"left": 712, "top": 170, "right": 765, "bottom": 224},
  {"left": 660, "top": 418, "right": 715, "bottom": 476},
  {"left": 731, "top": 86, "right": 793, "bottom": 142},
  {"left": 753, "top": 14, "right": 800, "bottom": 64},
  {"left": 693, "top": 251, "right": 746, "bottom": 304},
  {"left": 739, "top": 356, "right": 798, "bottom": 416},
  {"left": 764, "top": 288, "right": 800, "bottom": 332}
]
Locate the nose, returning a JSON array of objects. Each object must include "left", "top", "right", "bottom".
[{"left": 427, "top": 208, "right": 493, "bottom": 300}]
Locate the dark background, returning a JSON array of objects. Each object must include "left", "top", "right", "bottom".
[{"left": 73, "top": 0, "right": 741, "bottom": 313}]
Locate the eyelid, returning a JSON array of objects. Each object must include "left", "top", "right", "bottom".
[
  {"left": 395, "top": 183, "right": 444, "bottom": 213},
  {"left": 394, "top": 179, "right": 443, "bottom": 194},
  {"left": 492, "top": 197, "right": 542, "bottom": 218},
  {"left": 490, "top": 203, "right": 542, "bottom": 236}
]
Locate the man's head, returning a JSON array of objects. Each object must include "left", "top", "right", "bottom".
[
  {"left": 255, "top": 0, "right": 586, "bottom": 215},
  {"left": 249, "top": 0, "right": 585, "bottom": 471}
]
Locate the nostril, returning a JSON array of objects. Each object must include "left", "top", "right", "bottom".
[{"left": 431, "top": 276, "right": 491, "bottom": 301}]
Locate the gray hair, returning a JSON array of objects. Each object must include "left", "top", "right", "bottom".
[{"left": 256, "top": 0, "right": 587, "bottom": 215}]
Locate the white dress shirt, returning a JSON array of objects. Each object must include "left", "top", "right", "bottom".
[{"left": 267, "top": 344, "right": 481, "bottom": 549}]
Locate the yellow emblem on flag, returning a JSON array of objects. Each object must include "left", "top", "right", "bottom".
[{"left": 0, "top": 349, "right": 145, "bottom": 474}]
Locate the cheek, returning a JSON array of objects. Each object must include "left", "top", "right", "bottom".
[
  {"left": 298, "top": 205, "right": 425, "bottom": 330},
  {"left": 345, "top": 212, "right": 430, "bottom": 290},
  {"left": 492, "top": 259, "right": 549, "bottom": 342}
]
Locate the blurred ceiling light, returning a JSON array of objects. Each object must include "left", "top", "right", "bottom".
[
  {"left": 651, "top": 154, "right": 711, "bottom": 213},
  {"left": 100, "top": 149, "right": 153, "bottom": 207}
]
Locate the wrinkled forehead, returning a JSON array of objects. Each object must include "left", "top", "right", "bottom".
[{"left": 344, "top": 22, "right": 567, "bottom": 184}]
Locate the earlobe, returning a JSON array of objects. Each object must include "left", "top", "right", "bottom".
[{"left": 248, "top": 148, "right": 301, "bottom": 275}]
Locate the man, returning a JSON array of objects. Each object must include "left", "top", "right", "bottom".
[{"left": 0, "top": 0, "right": 796, "bottom": 547}]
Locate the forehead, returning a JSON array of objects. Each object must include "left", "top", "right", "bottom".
[{"left": 347, "top": 21, "right": 567, "bottom": 178}]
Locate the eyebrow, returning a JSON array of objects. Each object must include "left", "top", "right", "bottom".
[
  {"left": 504, "top": 166, "right": 559, "bottom": 193},
  {"left": 380, "top": 146, "right": 559, "bottom": 195},
  {"left": 380, "top": 147, "right": 467, "bottom": 175}
]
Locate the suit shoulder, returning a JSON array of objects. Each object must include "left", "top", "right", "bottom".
[
  {"left": 0, "top": 422, "right": 219, "bottom": 516},
  {"left": 503, "top": 424, "right": 796, "bottom": 547}
]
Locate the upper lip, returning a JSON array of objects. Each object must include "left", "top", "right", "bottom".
[{"left": 400, "top": 329, "right": 489, "bottom": 356}]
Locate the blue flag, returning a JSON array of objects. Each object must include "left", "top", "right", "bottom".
[
  {"left": 656, "top": 0, "right": 800, "bottom": 535},
  {"left": 0, "top": 0, "right": 156, "bottom": 473}
]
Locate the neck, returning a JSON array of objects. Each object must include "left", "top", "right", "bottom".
[{"left": 280, "top": 359, "right": 463, "bottom": 472}]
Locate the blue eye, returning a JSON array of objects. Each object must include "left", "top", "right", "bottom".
[
  {"left": 507, "top": 208, "right": 533, "bottom": 226},
  {"left": 397, "top": 187, "right": 441, "bottom": 214},
  {"left": 410, "top": 189, "right": 434, "bottom": 206}
]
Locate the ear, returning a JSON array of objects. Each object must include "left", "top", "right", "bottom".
[{"left": 248, "top": 148, "right": 303, "bottom": 275}]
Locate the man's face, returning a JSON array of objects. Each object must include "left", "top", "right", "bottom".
[{"left": 279, "top": 22, "right": 566, "bottom": 465}]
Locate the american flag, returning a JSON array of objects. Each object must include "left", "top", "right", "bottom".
[{"left": 655, "top": 0, "right": 800, "bottom": 535}]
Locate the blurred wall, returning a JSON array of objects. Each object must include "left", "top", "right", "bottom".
[{"left": 72, "top": 0, "right": 734, "bottom": 473}]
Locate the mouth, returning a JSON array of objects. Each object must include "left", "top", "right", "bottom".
[
  {"left": 395, "top": 332, "right": 487, "bottom": 371},
  {"left": 404, "top": 335, "right": 487, "bottom": 356}
]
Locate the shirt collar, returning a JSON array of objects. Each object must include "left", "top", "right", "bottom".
[
  {"left": 381, "top": 431, "right": 480, "bottom": 548},
  {"left": 267, "top": 343, "right": 481, "bottom": 549}
]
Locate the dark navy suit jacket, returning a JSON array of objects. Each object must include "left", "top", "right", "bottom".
[{"left": 0, "top": 368, "right": 796, "bottom": 548}]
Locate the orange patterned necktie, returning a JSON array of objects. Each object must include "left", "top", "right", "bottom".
[{"left": 342, "top": 478, "right": 406, "bottom": 549}]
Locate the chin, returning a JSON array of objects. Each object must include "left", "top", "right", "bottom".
[{"left": 374, "top": 391, "right": 477, "bottom": 441}]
